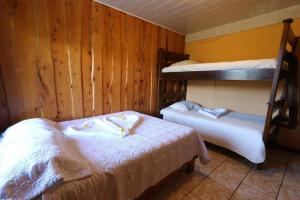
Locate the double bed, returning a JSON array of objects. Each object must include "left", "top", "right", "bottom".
[{"left": 0, "top": 111, "right": 208, "bottom": 200}]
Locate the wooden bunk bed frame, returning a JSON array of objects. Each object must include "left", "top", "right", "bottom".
[{"left": 157, "top": 18, "right": 299, "bottom": 150}]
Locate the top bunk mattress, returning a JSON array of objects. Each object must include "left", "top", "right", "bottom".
[{"left": 162, "top": 58, "right": 277, "bottom": 73}]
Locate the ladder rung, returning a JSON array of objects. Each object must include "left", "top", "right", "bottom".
[
  {"left": 279, "top": 69, "right": 288, "bottom": 80},
  {"left": 270, "top": 99, "right": 285, "bottom": 112},
  {"left": 271, "top": 116, "right": 293, "bottom": 128},
  {"left": 269, "top": 124, "right": 278, "bottom": 135}
]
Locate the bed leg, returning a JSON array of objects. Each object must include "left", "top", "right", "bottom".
[{"left": 186, "top": 157, "right": 196, "bottom": 173}]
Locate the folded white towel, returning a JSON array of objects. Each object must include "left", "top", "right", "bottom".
[
  {"left": 198, "top": 107, "right": 229, "bottom": 119},
  {"left": 66, "top": 114, "right": 142, "bottom": 137}
]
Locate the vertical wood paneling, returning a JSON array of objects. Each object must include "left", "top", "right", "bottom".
[
  {"left": 92, "top": 3, "right": 104, "bottom": 115},
  {"left": 0, "top": 68, "right": 9, "bottom": 131},
  {"left": 32, "top": 0, "right": 58, "bottom": 120},
  {"left": 0, "top": 0, "right": 185, "bottom": 128},
  {"left": 139, "top": 21, "right": 150, "bottom": 113},
  {"left": 149, "top": 25, "right": 158, "bottom": 115},
  {"left": 143, "top": 22, "right": 158, "bottom": 114},
  {"left": 13, "top": 1, "right": 40, "bottom": 118},
  {"left": 111, "top": 8, "right": 122, "bottom": 113},
  {"left": 0, "top": 0, "right": 25, "bottom": 123},
  {"left": 65, "top": 0, "right": 83, "bottom": 119},
  {"left": 121, "top": 15, "right": 135, "bottom": 111},
  {"left": 133, "top": 19, "right": 144, "bottom": 111},
  {"left": 102, "top": 5, "right": 113, "bottom": 114},
  {"left": 81, "top": 0, "right": 93, "bottom": 117},
  {"left": 48, "top": 0, "right": 73, "bottom": 120}
]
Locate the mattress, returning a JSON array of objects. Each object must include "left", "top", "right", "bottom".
[
  {"left": 162, "top": 58, "right": 277, "bottom": 73},
  {"left": 160, "top": 108, "right": 266, "bottom": 163},
  {"left": 40, "top": 111, "right": 208, "bottom": 200}
]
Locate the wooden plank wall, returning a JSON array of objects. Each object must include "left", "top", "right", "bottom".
[{"left": 0, "top": 0, "right": 185, "bottom": 131}]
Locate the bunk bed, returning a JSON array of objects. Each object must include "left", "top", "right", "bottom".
[{"left": 157, "top": 18, "right": 299, "bottom": 165}]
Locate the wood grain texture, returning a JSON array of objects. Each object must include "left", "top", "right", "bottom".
[
  {"left": 0, "top": 67, "right": 9, "bottom": 131},
  {"left": 0, "top": 0, "right": 24, "bottom": 124},
  {"left": 32, "top": 0, "right": 58, "bottom": 120},
  {"left": 65, "top": 0, "right": 84, "bottom": 119},
  {"left": 0, "top": 0, "right": 184, "bottom": 130},
  {"left": 81, "top": 0, "right": 93, "bottom": 117},
  {"left": 48, "top": 0, "right": 73, "bottom": 120},
  {"left": 92, "top": 2, "right": 104, "bottom": 115}
]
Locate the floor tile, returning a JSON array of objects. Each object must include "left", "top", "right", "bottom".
[
  {"left": 194, "top": 147, "right": 228, "bottom": 178},
  {"left": 277, "top": 175, "right": 300, "bottom": 200},
  {"left": 182, "top": 193, "right": 201, "bottom": 200},
  {"left": 277, "top": 185, "right": 300, "bottom": 200},
  {"left": 208, "top": 171, "right": 241, "bottom": 194},
  {"left": 206, "top": 148, "right": 228, "bottom": 169},
  {"left": 138, "top": 146, "right": 296, "bottom": 200},
  {"left": 282, "top": 175, "right": 300, "bottom": 190},
  {"left": 192, "top": 179, "right": 231, "bottom": 200},
  {"left": 231, "top": 183, "right": 274, "bottom": 200},
  {"left": 195, "top": 160, "right": 215, "bottom": 177},
  {"left": 286, "top": 153, "right": 300, "bottom": 182},
  {"left": 156, "top": 185, "right": 189, "bottom": 200},
  {"left": 242, "top": 168, "right": 282, "bottom": 198},
  {"left": 250, "top": 161, "right": 285, "bottom": 182},
  {"left": 155, "top": 172, "right": 190, "bottom": 200},
  {"left": 216, "top": 158, "right": 251, "bottom": 181},
  {"left": 181, "top": 172, "right": 206, "bottom": 192}
]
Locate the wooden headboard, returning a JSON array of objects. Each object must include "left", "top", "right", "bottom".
[{"left": 157, "top": 48, "right": 189, "bottom": 116}]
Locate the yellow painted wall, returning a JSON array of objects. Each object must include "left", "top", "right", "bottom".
[{"left": 185, "top": 19, "right": 300, "bottom": 149}]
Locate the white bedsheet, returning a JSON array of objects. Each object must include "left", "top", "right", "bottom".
[
  {"left": 41, "top": 111, "right": 209, "bottom": 200},
  {"left": 161, "top": 108, "right": 266, "bottom": 163},
  {"left": 162, "top": 58, "right": 276, "bottom": 73}
]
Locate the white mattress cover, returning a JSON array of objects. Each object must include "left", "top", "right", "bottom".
[
  {"left": 160, "top": 108, "right": 266, "bottom": 163},
  {"left": 41, "top": 111, "right": 208, "bottom": 200},
  {"left": 162, "top": 58, "right": 277, "bottom": 73}
]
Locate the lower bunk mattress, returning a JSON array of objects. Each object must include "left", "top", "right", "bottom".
[
  {"left": 161, "top": 108, "right": 266, "bottom": 164},
  {"left": 38, "top": 111, "right": 209, "bottom": 200}
]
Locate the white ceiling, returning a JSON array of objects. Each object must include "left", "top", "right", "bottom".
[{"left": 95, "top": 0, "right": 300, "bottom": 34}]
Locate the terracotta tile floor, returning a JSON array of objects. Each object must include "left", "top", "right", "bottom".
[{"left": 140, "top": 145, "right": 300, "bottom": 200}]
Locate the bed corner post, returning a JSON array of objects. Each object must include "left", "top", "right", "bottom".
[{"left": 157, "top": 48, "right": 165, "bottom": 117}]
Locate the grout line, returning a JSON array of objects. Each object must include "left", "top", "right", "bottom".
[
  {"left": 190, "top": 156, "right": 228, "bottom": 199},
  {"left": 228, "top": 161, "right": 253, "bottom": 199},
  {"left": 275, "top": 152, "right": 291, "bottom": 200}
]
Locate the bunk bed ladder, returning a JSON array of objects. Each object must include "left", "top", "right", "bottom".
[
  {"left": 157, "top": 48, "right": 189, "bottom": 117},
  {"left": 263, "top": 19, "right": 299, "bottom": 146}
]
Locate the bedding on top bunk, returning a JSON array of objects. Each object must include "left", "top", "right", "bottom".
[
  {"left": 162, "top": 58, "right": 277, "bottom": 73},
  {"left": 160, "top": 108, "right": 266, "bottom": 164},
  {"left": 0, "top": 111, "right": 209, "bottom": 200}
]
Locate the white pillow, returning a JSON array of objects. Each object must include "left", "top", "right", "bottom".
[
  {"left": 169, "top": 102, "right": 189, "bottom": 112},
  {"left": 169, "top": 101, "right": 202, "bottom": 112},
  {"left": 169, "top": 60, "right": 198, "bottom": 67}
]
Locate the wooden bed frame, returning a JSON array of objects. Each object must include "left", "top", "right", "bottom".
[{"left": 157, "top": 18, "right": 299, "bottom": 163}]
